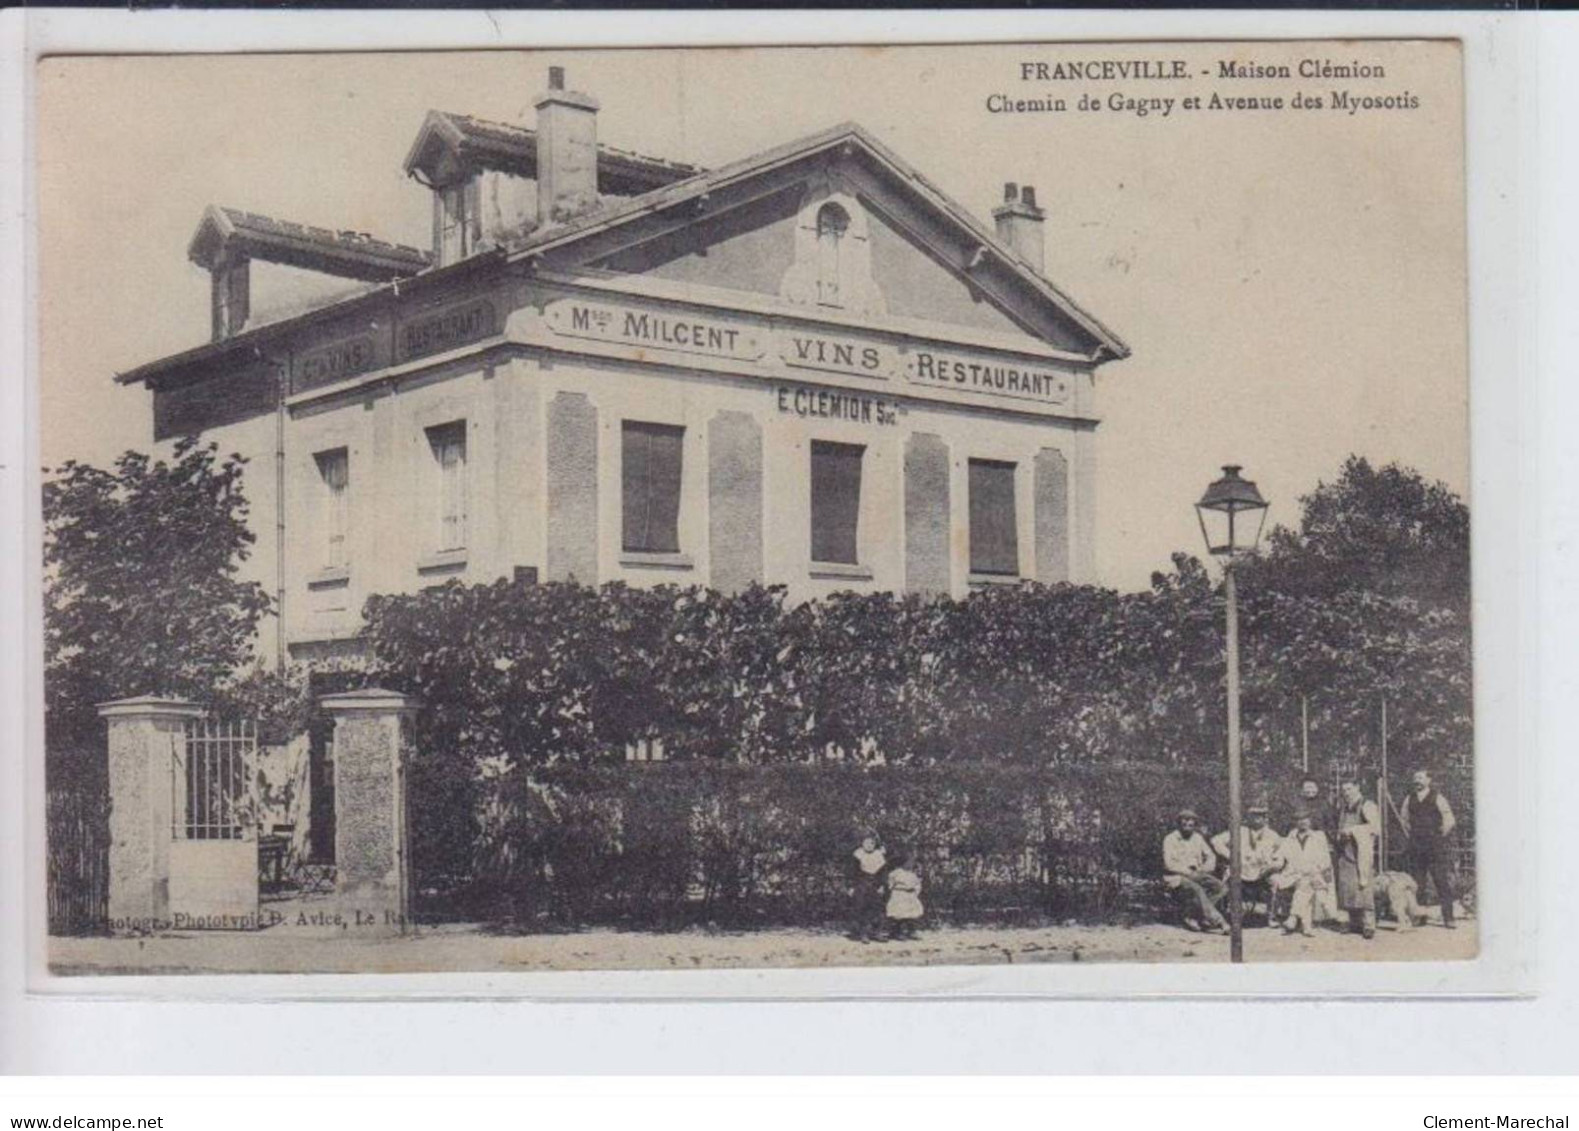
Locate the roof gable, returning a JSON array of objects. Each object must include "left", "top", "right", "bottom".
[
  {"left": 589, "top": 186, "right": 801, "bottom": 299},
  {"left": 512, "top": 123, "right": 1127, "bottom": 361},
  {"left": 864, "top": 206, "right": 1026, "bottom": 338}
]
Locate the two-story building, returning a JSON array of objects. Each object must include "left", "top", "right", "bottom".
[{"left": 117, "top": 66, "right": 1128, "bottom": 668}]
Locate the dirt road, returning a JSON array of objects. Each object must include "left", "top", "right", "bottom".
[{"left": 49, "top": 914, "right": 1477, "bottom": 977}]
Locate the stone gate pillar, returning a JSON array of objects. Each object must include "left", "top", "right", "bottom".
[
  {"left": 98, "top": 695, "right": 205, "bottom": 933},
  {"left": 320, "top": 689, "right": 418, "bottom": 933}
]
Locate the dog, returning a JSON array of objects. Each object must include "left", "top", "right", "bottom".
[{"left": 1376, "top": 870, "right": 1429, "bottom": 930}]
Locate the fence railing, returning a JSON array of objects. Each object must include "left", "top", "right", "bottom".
[
  {"left": 176, "top": 718, "right": 256, "bottom": 841},
  {"left": 46, "top": 783, "right": 109, "bottom": 936}
]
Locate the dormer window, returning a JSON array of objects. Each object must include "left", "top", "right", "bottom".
[
  {"left": 815, "top": 202, "right": 850, "bottom": 306},
  {"left": 435, "top": 180, "right": 480, "bottom": 266}
]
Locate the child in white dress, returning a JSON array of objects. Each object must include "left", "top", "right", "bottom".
[{"left": 884, "top": 852, "right": 924, "bottom": 940}]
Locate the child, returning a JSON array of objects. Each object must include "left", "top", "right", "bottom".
[
  {"left": 849, "top": 832, "right": 888, "bottom": 942},
  {"left": 883, "top": 851, "right": 924, "bottom": 940}
]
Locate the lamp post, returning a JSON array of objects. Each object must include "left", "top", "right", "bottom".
[{"left": 1195, "top": 464, "right": 1270, "bottom": 964}]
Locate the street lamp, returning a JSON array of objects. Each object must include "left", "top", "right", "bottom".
[{"left": 1195, "top": 464, "right": 1270, "bottom": 964}]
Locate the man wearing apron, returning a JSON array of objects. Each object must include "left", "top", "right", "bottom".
[{"left": 1336, "top": 778, "right": 1381, "bottom": 939}]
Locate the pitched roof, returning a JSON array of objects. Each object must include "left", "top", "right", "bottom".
[
  {"left": 188, "top": 206, "right": 432, "bottom": 281},
  {"left": 504, "top": 122, "right": 1129, "bottom": 361},
  {"left": 130, "top": 120, "right": 1124, "bottom": 388},
  {"left": 403, "top": 110, "right": 702, "bottom": 195}
]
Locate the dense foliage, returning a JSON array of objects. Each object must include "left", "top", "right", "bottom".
[
  {"left": 42, "top": 441, "right": 1470, "bottom": 927},
  {"left": 447, "top": 760, "right": 1228, "bottom": 927},
  {"left": 360, "top": 459, "right": 1471, "bottom": 918},
  {"left": 43, "top": 438, "right": 274, "bottom": 775}
]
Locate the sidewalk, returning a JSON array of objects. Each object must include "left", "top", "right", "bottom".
[{"left": 49, "top": 911, "right": 1478, "bottom": 976}]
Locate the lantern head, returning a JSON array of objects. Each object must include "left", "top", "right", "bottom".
[{"left": 1195, "top": 464, "right": 1269, "bottom": 558}]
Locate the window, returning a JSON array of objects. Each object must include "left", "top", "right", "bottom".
[
  {"left": 313, "top": 448, "right": 350, "bottom": 571},
  {"left": 211, "top": 260, "right": 249, "bottom": 341},
  {"left": 622, "top": 421, "right": 685, "bottom": 554},
  {"left": 437, "top": 180, "right": 477, "bottom": 265},
  {"left": 815, "top": 203, "right": 850, "bottom": 306},
  {"left": 969, "top": 459, "right": 1019, "bottom": 576},
  {"left": 810, "top": 440, "right": 864, "bottom": 565},
  {"left": 625, "top": 736, "right": 667, "bottom": 763},
  {"left": 427, "top": 421, "right": 468, "bottom": 552}
]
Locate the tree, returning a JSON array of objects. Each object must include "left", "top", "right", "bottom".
[
  {"left": 43, "top": 437, "right": 274, "bottom": 770},
  {"left": 1229, "top": 457, "right": 1473, "bottom": 778},
  {"left": 1254, "top": 455, "right": 1470, "bottom": 611}
]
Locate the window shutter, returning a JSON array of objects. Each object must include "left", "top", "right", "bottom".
[
  {"left": 969, "top": 459, "right": 1019, "bottom": 575},
  {"left": 647, "top": 425, "right": 683, "bottom": 554},
  {"left": 315, "top": 448, "right": 349, "bottom": 569},
  {"left": 623, "top": 422, "right": 684, "bottom": 554},
  {"left": 427, "top": 422, "right": 467, "bottom": 551},
  {"left": 811, "top": 440, "right": 863, "bottom": 565},
  {"left": 622, "top": 423, "right": 651, "bottom": 552}
]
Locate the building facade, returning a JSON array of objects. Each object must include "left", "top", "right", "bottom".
[{"left": 120, "top": 68, "right": 1128, "bottom": 665}]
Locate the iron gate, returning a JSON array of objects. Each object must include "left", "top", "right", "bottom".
[{"left": 169, "top": 718, "right": 260, "bottom": 928}]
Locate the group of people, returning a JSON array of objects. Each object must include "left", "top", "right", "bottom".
[
  {"left": 848, "top": 834, "right": 925, "bottom": 942},
  {"left": 1162, "top": 769, "right": 1460, "bottom": 939}
]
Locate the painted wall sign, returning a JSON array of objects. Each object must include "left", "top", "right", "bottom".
[
  {"left": 776, "top": 331, "right": 900, "bottom": 382},
  {"left": 776, "top": 384, "right": 899, "bottom": 426},
  {"left": 399, "top": 298, "right": 498, "bottom": 362},
  {"left": 541, "top": 293, "right": 1076, "bottom": 412},
  {"left": 904, "top": 348, "right": 1073, "bottom": 405},
  {"left": 545, "top": 299, "right": 765, "bottom": 362},
  {"left": 295, "top": 335, "right": 378, "bottom": 394}
]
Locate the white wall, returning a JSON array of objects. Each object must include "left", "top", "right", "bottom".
[{"left": 278, "top": 350, "right": 1091, "bottom": 651}]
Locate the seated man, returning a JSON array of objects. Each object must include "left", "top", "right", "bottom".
[
  {"left": 1162, "top": 809, "right": 1228, "bottom": 933},
  {"left": 1211, "top": 803, "right": 1285, "bottom": 927},
  {"left": 1273, "top": 809, "right": 1335, "bottom": 936}
]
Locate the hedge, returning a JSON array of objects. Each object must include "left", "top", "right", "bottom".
[
  {"left": 410, "top": 760, "right": 1271, "bottom": 928},
  {"left": 358, "top": 571, "right": 1472, "bottom": 928}
]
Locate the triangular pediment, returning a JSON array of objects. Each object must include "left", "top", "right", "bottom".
[{"left": 518, "top": 124, "right": 1127, "bottom": 362}]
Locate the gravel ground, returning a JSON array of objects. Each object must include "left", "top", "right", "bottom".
[{"left": 49, "top": 910, "right": 1477, "bottom": 976}]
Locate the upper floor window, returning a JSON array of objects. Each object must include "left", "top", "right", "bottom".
[
  {"left": 781, "top": 190, "right": 883, "bottom": 316},
  {"left": 622, "top": 421, "right": 685, "bottom": 555},
  {"left": 969, "top": 458, "right": 1019, "bottom": 576},
  {"left": 815, "top": 203, "right": 850, "bottom": 306},
  {"left": 810, "top": 440, "right": 864, "bottom": 566},
  {"left": 426, "top": 421, "right": 468, "bottom": 552},
  {"left": 436, "top": 180, "right": 478, "bottom": 266},
  {"left": 313, "top": 447, "right": 350, "bottom": 571}
]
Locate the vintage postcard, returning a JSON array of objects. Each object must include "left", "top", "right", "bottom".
[{"left": 35, "top": 40, "right": 1473, "bottom": 978}]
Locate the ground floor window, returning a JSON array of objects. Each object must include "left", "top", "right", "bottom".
[
  {"left": 810, "top": 439, "right": 864, "bottom": 565},
  {"left": 622, "top": 421, "right": 685, "bottom": 554},
  {"left": 969, "top": 458, "right": 1019, "bottom": 576}
]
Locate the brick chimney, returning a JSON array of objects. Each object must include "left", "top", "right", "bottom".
[
  {"left": 992, "top": 182, "right": 1046, "bottom": 273},
  {"left": 534, "top": 66, "right": 600, "bottom": 226}
]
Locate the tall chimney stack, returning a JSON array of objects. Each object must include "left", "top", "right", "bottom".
[
  {"left": 992, "top": 182, "right": 1046, "bottom": 273},
  {"left": 534, "top": 66, "right": 601, "bottom": 225}
]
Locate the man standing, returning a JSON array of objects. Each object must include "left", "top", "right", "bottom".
[
  {"left": 1211, "top": 803, "right": 1285, "bottom": 926},
  {"left": 1162, "top": 809, "right": 1228, "bottom": 933},
  {"left": 1336, "top": 778, "right": 1382, "bottom": 939},
  {"left": 1399, "top": 769, "right": 1458, "bottom": 929}
]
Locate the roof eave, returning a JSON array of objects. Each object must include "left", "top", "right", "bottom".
[
  {"left": 402, "top": 110, "right": 469, "bottom": 184},
  {"left": 115, "top": 247, "right": 505, "bottom": 387}
]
